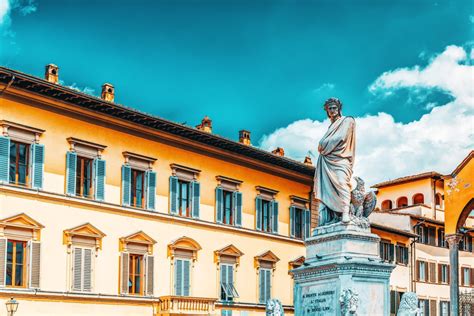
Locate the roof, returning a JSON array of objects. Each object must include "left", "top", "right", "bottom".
[
  {"left": 371, "top": 171, "right": 443, "bottom": 189},
  {"left": 370, "top": 222, "right": 418, "bottom": 238},
  {"left": 450, "top": 150, "right": 474, "bottom": 177},
  {"left": 0, "top": 67, "right": 315, "bottom": 177}
]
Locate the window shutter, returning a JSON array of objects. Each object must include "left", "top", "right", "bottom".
[
  {"left": 175, "top": 259, "right": 183, "bottom": 296},
  {"left": 120, "top": 252, "right": 129, "bottom": 294},
  {"left": 169, "top": 176, "right": 179, "bottom": 214},
  {"left": 415, "top": 261, "right": 420, "bottom": 281},
  {"left": 438, "top": 264, "right": 442, "bottom": 284},
  {"left": 146, "top": 171, "right": 157, "bottom": 210},
  {"left": 145, "top": 255, "right": 154, "bottom": 296},
  {"left": 121, "top": 165, "right": 131, "bottom": 206},
  {"left": 389, "top": 244, "right": 394, "bottom": 262},
  {"left": 471, "top": 268, "right": 474, "bottom": 286},
  {"left": 227, "top": 264, "right": 234, "bottom": 298},
  {"left": 83, "top": 248, "right": 92, "bottom": 292},
  {"left": 94, "top": 159, "right": 106, "bottom": 201},
  {"left": 72, "top": 247, "right": 83, "bottom": 291},
  {"left": 271, "top": 200, "right": 279, "bottom": 234},
  {"left": 256, "top": 197, "right": 262, "bottom": 231},
  {"left": 0, "top": 136, "right": 10, "bottom": 183},
  {"left": 429, "top": 300, "right": 437, "bottom": 316},
  {"left": 31, "top": 143, "right": 45, "bottom": 189},
  {"left": 259, "top": 269, "right": 265, "bottom": 303},
  {"left": 429, "top": 262, "right": 436, "bottom": 283},
  {"left": 191, "top": 181, "right": 200, "bottom": 218},
  {"left": 289, "top": 207, "right": 295, "bottom": 237},
  {"left": 221, "top": 264, "right": 228, "bottom": 286},
  {"left": 265, "top": 269, "right": 271, "bottom": 302},
  {"left": 461, "top": 267, "right": 465, "bottom": 286},
  {"left": 424, "top": 262, "right": 429, "bottom": 282},
  {"left": 234, "top": 191, "right": 243, "bottom": 227},
  {"left": 66, "top": 151, "right": 77, "bottom": 195},
  {"left": 183, "top": 259, "right": 190, "bottom": 296},
  {"left": 447, "top": 265, "right": 450, "bottom": 284},
  {"left": 215, "top": 187, "right": 224, "bottom": 223},
  {"left": 29, "top": 241, "right": 41, "bottom": 289},
  {"left": 403, "top": 247, "right": 409, "bottom": 264},
  {"left": 0, "top": 238, "right": 6, "bottom": 287},
  {"left": 304, "top": 209, "right": 311, "bottom": 239}
]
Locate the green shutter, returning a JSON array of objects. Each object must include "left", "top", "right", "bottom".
[
  {"left": 0, "top": 136, "right": 9, "bottom": 183},
  {"left": 175, "top": 259, "right": 183, "bottom": 296},
  {"left": 66, "top": 151, "right": 77, "bottom": 195},
  {"left": 121, "top": 165, "right": 131, "bottom": 206},
  {"left": 169, "top": 176, "right": 179, "bottom": 214},
  {"left": 304, "top": 209, "right": 311, "bottom": 238},
  {"left": 290, "top": 207, "right": 295, "bottom": 237},
  {"left": 271, "top": 200, "right": 279, "bottom": 233},
  {"left": 191, "top": 181, "right": 200, "bottom": 218},
  {"left": 256, "top": 197, "right": 262, "bottom": 230},
  {"left": 259, "top": 268, "right": 265, "bottom": 303},
  {"left": 146, "top": 171, "right": 157, "bottom": 210},
  {"left": 183, "top": 260, "right": 190, "bottom": 296},
  {"left": 94, "top": 159, "right": 106, "bottom": 201},
  {"left": 234, "top": 191, "right": 242, "bottom": 227},
  {"left": 265, "top": 269, "right": 271, "bottom": 302},
  {"left": 31, "top": 144, "right": 45, "bottom": 189},
  {"left": 221, "top": 264, "right": 228, "bottom": 299},
  {"left": 215, "top": 187, "right": 224, "bottom": 223}
]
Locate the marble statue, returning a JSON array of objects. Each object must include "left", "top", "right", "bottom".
[
  {"left": 397, "top": 292, "right": 420, "bottom": 316},
  {"left": 340, "top": 288, "right": 359, "bottom": 315},
  {"left": 266, "top": 299, "right": 284, "bottom": 316},
  {"left": 314, "top": 98, "right": 356, "bottom": 226},
  {"left": 348, "top": 176, "right": 377, "bottom": 228}
]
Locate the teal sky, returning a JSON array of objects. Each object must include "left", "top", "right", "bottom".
[{"left": 1, "top": 0, "right": 472, "bottom": 144}]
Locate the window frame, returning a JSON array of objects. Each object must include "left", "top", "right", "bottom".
[
  {"left": 128, "top": 253, "right": 144, "bottom": 295},
  {"left": 220, "top": 263, "right": 239, "bottom": 302},
  {"left": 174, "top": 257, "right": 192, "bottom": 297},
  {"left": 75, "top": 155, "right": 94, "bottom": 198},
  {"left": 6, "top": 239, "right": 27, "bottom": 288},
  {"left": 222, "top": 189, "right": 234, "bottom": 225},
  {"left": 395, "top": 244, "right": 408, "bottom": 265},
  {"left": 258, "top": 268, "right": 272, "bottom": 304},
  {"left": 131, "top": 168, "right": 145, "bottom": 208},
  {"left": 9, "top": 140, "right": 30, "bottom": 186},
  {"left": 178, "top": 179, "right": 191, "bottom": 217}
]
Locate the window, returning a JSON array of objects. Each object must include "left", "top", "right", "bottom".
[
  {"left": 175, "top": 258, "right": 191, "bottom": 296},
  {"left": 459, "top": 235, "right": 473, "bottom": 252},
  {"left": 294, "top": 208, "right": 303, "bottom": 238},
  {"left": 290, "top": 201, "right": 311, "bottom": 240},
  {"left": 390, "top": 290, "right": 404, "bottom": 315},
  {"left": 417, "top": 225, "right": 436, "bottom": 246},
  {"left": 381, "top": 200, "right": 393, "bottom": 210},
  {"left": 417, "top": 261, "right": 427, "bottom": 282},
  {"left": 75, "top": 156, "right": 93, "bottom": 198},
  {"left": 177, "top": 180, "right": 190, "bottom": 217},
  {"left": 461, "top": 267, "right": 471, "bottom": 286},
  {"left": 439, "top": 301, "right": 450, "bottom": 316},
  {"left": 261, "top": 200, "right": 271, "bottom": 232},
  {"left": 6, "top": 240, "right": 27, "bottom": 287},
  {"left": 223, "top": 190, "right": 234, "bottom": 225},
  {"left": 435, "top": 193, "right": 442, "bottom": 207},
  {"left": 259, "top": 268, "right": 272, "bottom": 304},
  {"left": 9, "top": 141, "right": 30, "bottom": 186},
  {"left": 129, "top": 253, "right": 144, "bottom": 295},
  {"left": 418, "top": 299, "right": 429, "bottom": 316},
  {"left": 397, "top": 197, "right": 408, "bottom": 208},
  {"left": 255, "top": 186, "right": 278, "bottom": 233},
  {"left": 220, "top": 264, "right": 239, "bottom": 301},
  {"left": 395, "top": 244, "right": 408, "bottom": 265},
  {"left": 170, "top": 165, "right": 201, "bottom": 218},
  {"left": 215, "top": 185, "right": 242, "bottom": 226},
  {"left": 131, "top": 169, "right": 145, "bottom": 208},
  {"left": 72, "top": 247, "right": 93, "bottom": 292},
  {"left": 413, "top": 193, "right": 424, "bottom": 205},
  {"left": 438, "top": 264, "right": 449, "bottom": 284},
  {"left": 438, "top": 229, "right": 446, "bottom": 248},
  {"left": 428, "top": 262, "right": 436, "bottom": 283},
  {"left": 380, "top": 241, "right": 394, "bottom": 262},
  {"left": 221, "top": 311, "right": 232, "bottom": 316}
]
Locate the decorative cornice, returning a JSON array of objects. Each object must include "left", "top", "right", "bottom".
[
  {"left": 168, "top": 236, "right": 202, "bottom": 261},
  {"left": 305, "top": 233, "right": 379, "bottom": 245},
  {"left": 63, "top": 223, "right": 106, "bottom": 252}
]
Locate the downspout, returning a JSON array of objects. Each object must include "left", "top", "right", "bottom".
[
  {"left": 432, "top": 175, "right": 442, "bottom": 220},
  {"left": 0, "top": 75, "right": 15, "bottom": 98},
  {"left": 412, "top": 220, "right": 426, "bottom": 293}
]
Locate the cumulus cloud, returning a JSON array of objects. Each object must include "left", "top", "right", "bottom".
[
  {"left": 0, "top": 0, "right": 37, "bottom": 31},
  {"left": 313, "top": 83, "right": 335, "bottom": 93},
  {"left": 259, "top": 45, "right": 474, "bottom": 186},
  {"left": 58, "top": 80, "right": 97, "bottom": 96}
]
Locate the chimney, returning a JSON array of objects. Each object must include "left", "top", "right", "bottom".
[
  {"left": 196, "top": 116, "right": 212, "bottom": 133},
  {"left": 45, "top": 64, "right": 59, "bottom": 84},
  {"left": 271, "top": 147, "right": 285, "bottom": 157},
  {"left": 239, "top": 130, "right": 251, "bottom": 146},
  {"left": 101, "top": 83, "right": 114, "bottom": 102},
  {"left": 304, "top": 156, "right": 313, "bottom": 165}
]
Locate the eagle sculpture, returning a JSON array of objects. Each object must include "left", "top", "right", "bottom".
[{"left": 350, "top": 176, "right": 377, "bottom": 220}]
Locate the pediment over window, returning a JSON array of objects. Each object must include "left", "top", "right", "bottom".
[
  {"left": 214, "top": 244, "right": 244, "bottom": 265},
  {"left": 288, "top": 256, "right": 305, "bottom": 271},
  {"left": 63, "top": 223, "right": 106, "bottom": 251},
  {"left": 254, "top": 250, "right": 280, "bottom": 270},
  {"left": 168, "top": 236, "right": 202, "bottom": 261},
  {"left": 0, "top": 213, "right": 44, "bottom": 240},
  {"left": 120, "top": 231, "right": 156, "bottom": 254},
  {"left": 1, "top": 120, "right": 45, "bottom": 144}
]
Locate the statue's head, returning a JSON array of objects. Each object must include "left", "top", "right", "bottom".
[{"left": 323, "top": 98, "right": 343, "bottom": 121}]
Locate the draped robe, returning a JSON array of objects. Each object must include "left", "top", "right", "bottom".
[{"left": 313, "top": 116, "right": 356, "bottom": 218}]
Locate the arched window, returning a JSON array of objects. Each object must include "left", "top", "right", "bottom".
[
  {"left": 397, "top": 197, "right": 408, "bottom": 208},
  {"left": 435, "top": 194, "right": 442, "bottom": 207},
  {"left": 381, "top": 200, "right": 393, "bottom": 210},
  {"left": 413, "top": 193, "right": 424, "bottom": 205}
]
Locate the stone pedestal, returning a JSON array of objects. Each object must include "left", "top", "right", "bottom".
[{"left": 292, "top": 222, "right": 394, "bottom": 316}]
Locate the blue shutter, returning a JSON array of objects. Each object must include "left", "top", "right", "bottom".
[
  {"left": 31, "top": 143, "right": 45, "bottom": 189},
  {"left": 256, "top": 197, "right": 262, "bottom": 230},
  {"left": 259, "top": 268, "right": 265, "bottom": 303},
  {"left": 121, "top": 165, "right": 131, "bottom": 206},
  {"left": 215, "top": 187, "right": 224, "bottom": 223},
  {"left": 290, "top": 206, "right": 295, "bottom": 237},
  {"left": 94, "top": 159, "right": 106, "bottom": 201},
  {"left": 169, "top": 176, "right": 179, "bottom": 214},
  {"left": 271, "top": 200, "right": 279, "bottom": 234},
  {"left": 66, "top": 151, "right": 77, "bottom": 195},
  {"left": 234, "top": 191, "right": 243, "bottom": 227},
  {"left": 0, "top": 136, "right": 9, "bottom": 183},
  {"left": 175, "top": 259, "right": 183, "bottom": 296},
  {"left": 183, "top": 260, "right": 190, "bottom": 296},
  {"left": 146, "top": 170, "right": 157, "bottom": 210},
  {"left": 304, "top": 209, "right": 311, "bottom": 239},
  {"left": 191, "top": 181, "right": 200, "bottom": 218},
  {"left": 265, "top": 269, "right": 271, "bottom": 302}
]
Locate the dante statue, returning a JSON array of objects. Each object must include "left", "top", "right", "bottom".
[{"left": 314, "top": 98, "right": 356, "bottom": 225}]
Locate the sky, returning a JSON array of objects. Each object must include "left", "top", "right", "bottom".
[{"left": 0, "top": 0, "right": 473, "bottom": 185}]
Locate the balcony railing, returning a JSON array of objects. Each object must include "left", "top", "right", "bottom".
[{"left": 157, "top": 296, "right": 217, "bottom": 315}]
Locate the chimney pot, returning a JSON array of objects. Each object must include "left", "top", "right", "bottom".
[
  {"left": 196, "top": 116, "right": 212, "bottom": 133},
  {"left": 101, "top": 83, "right": 115, "bottom": 102},
  {"left": 45, "top": 64, "right": 59, "bottom": 84},
  {"left": 271, "top": 147, "right": 285, "bottom": 157},
  {"left": 239, "top": 130, "right": 251, "bottom": 146},
  {"left": 304, "top": 156, "right": 313, "bottom": 165}
]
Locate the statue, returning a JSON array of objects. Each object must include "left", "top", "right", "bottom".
[
  {"left": 266, "top": 299, "right": 284, "bottom": 316},
  {"left": 397, "top": 292, "right": 420, "bottom": 316},
  {"left": 349, "top": 176, "right": 377, "bottom": 228},
  {"left": 339, "top": 288, "right": 359, "bottom": 315},
  {"left": 314, "top": 98, "right": 356, "bottom": 226}
]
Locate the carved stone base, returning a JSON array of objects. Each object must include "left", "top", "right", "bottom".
[{"left": 292, "top": 222, "right": 394, "bottom": 316}]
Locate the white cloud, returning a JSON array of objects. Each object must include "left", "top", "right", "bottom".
[
  {"left": 0, "top": 0, "right": 37, "bottom": 30},
  {"left": 59, "top": 80, "right": 96, "bottom": 96},
  {"left": 470, "top": 15, "right": 474, "bottom": 24},
  {"left": 0, "top": 0, "right": 10, "bottom": 25},
  {"left": 313, "top": 83, "right": 335, "bottom": 93},
  {"left": 259, "top": 45, "right": 474, "bottom": 186}
]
